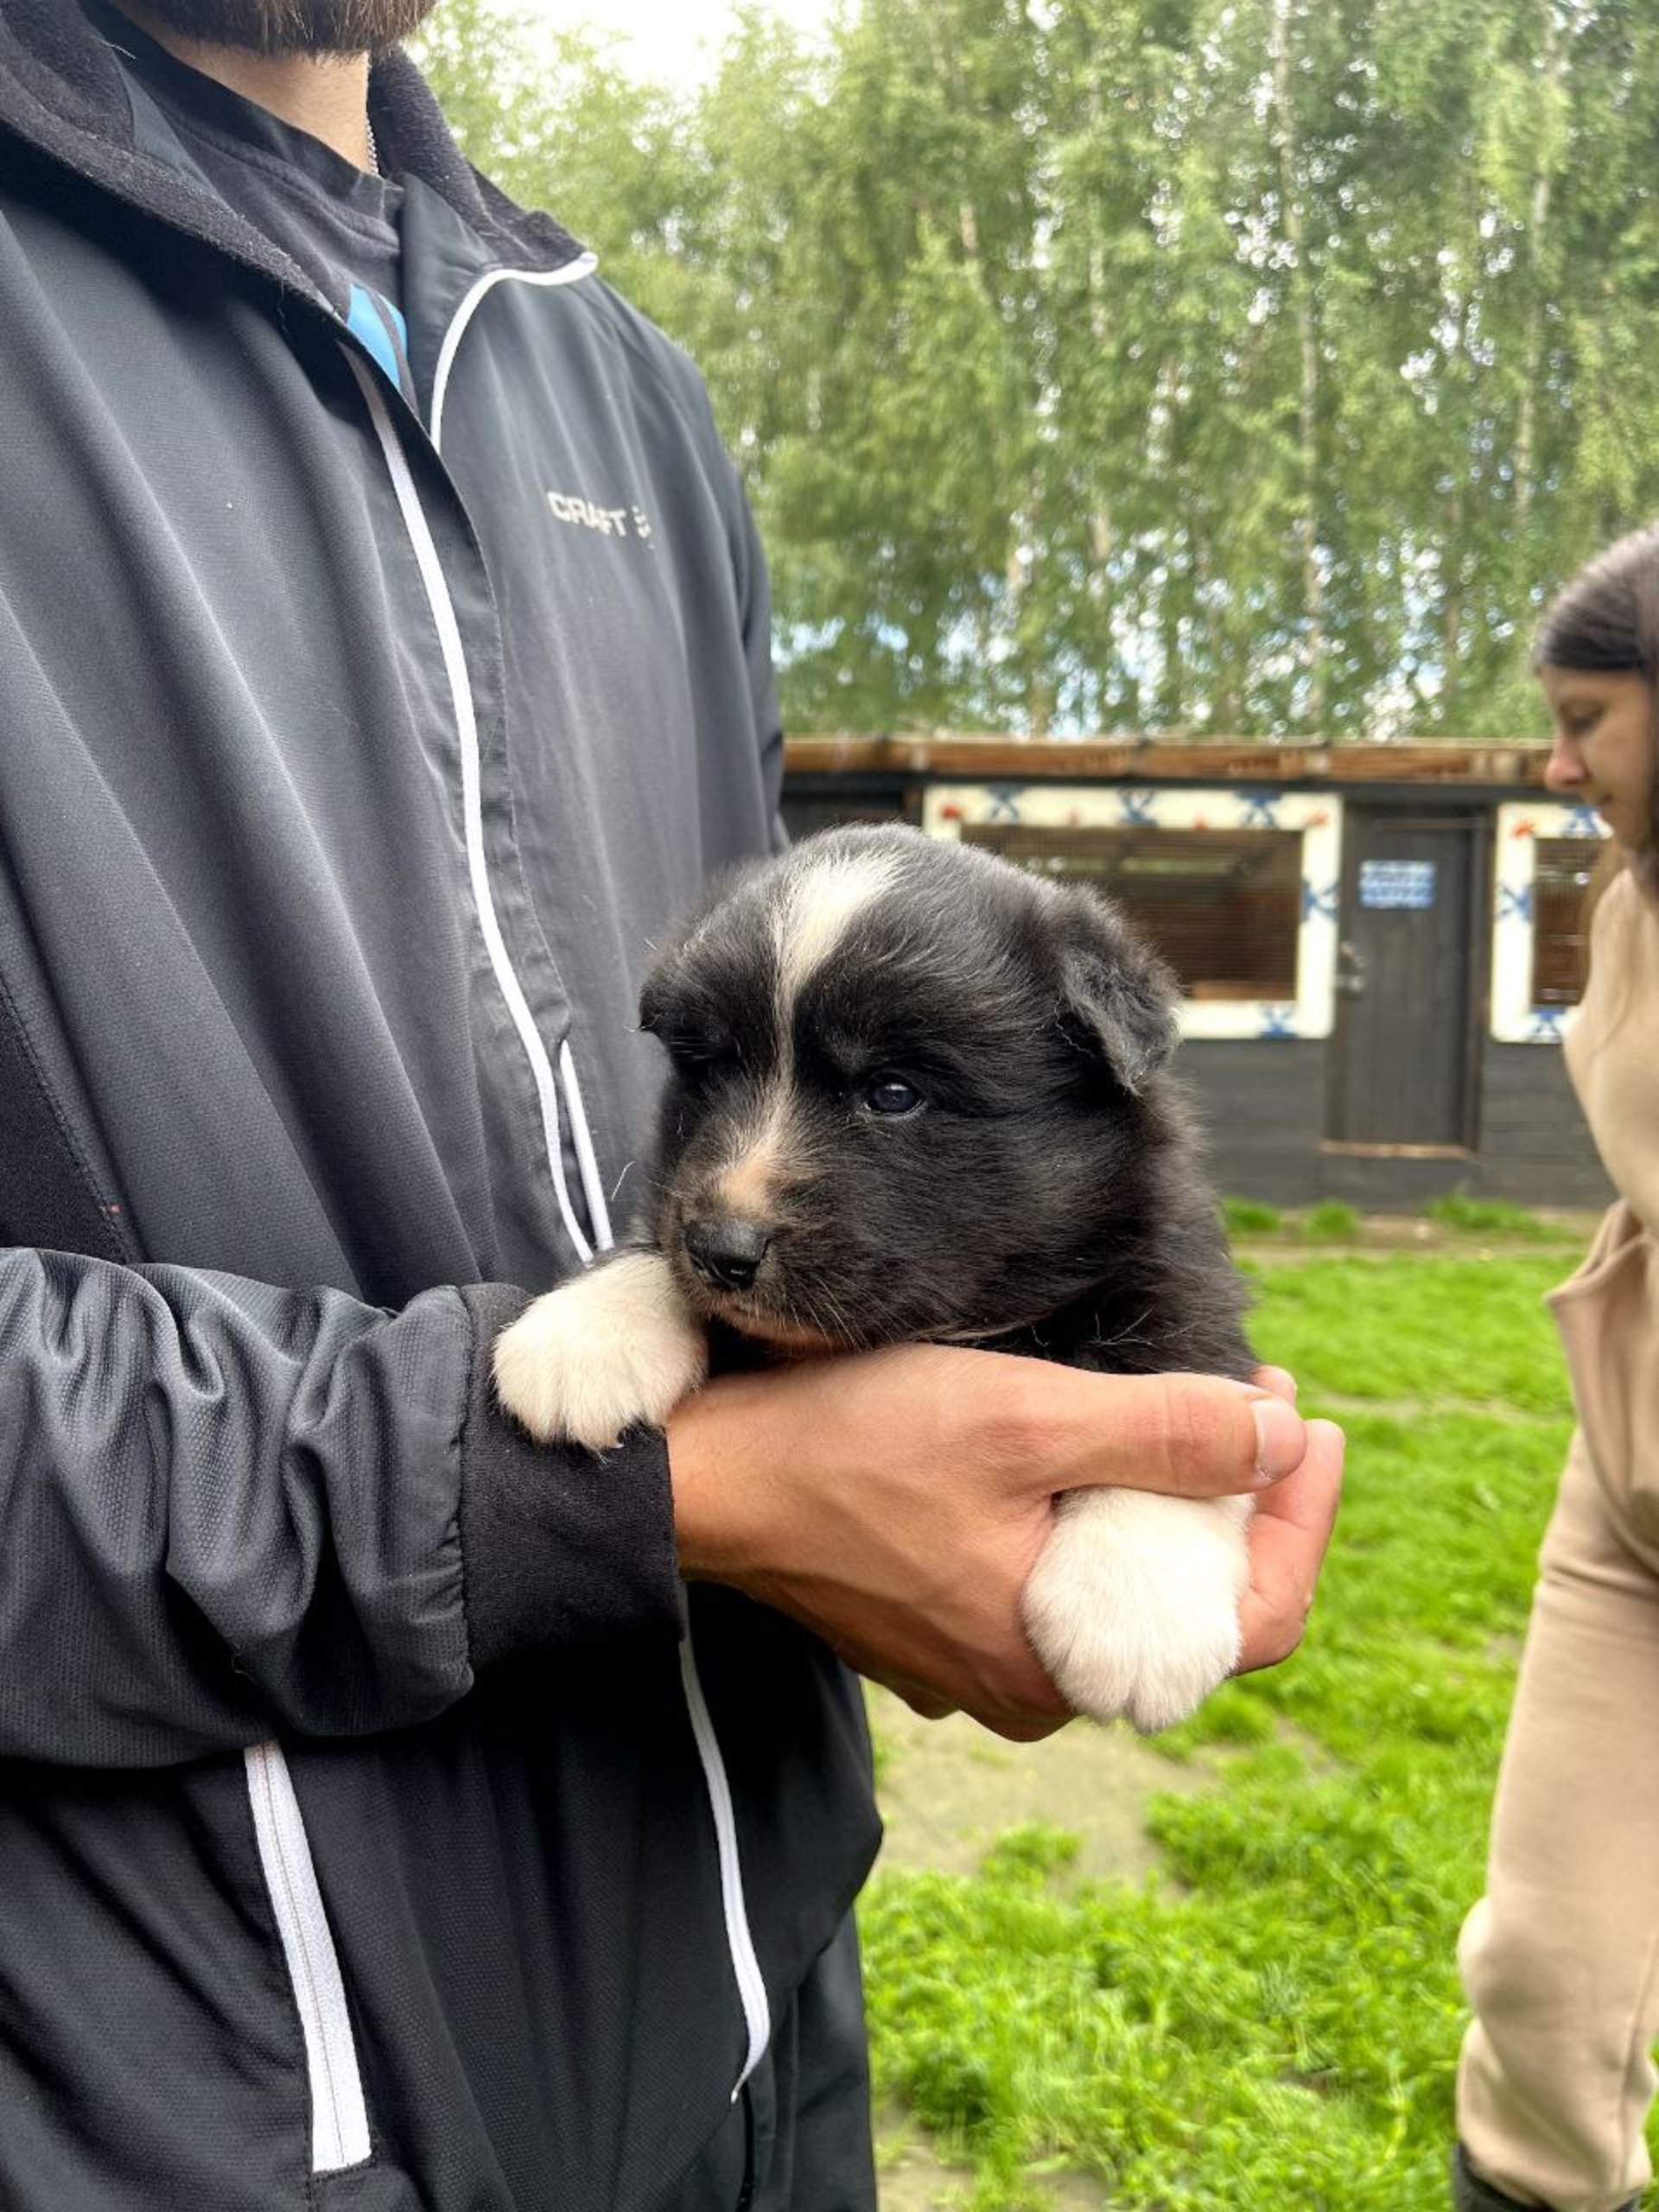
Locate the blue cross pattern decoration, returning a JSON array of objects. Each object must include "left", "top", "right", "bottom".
[
  {"left": 1301, "top": 878, "right": 1338, "bottom": 922},
  {"left": 1256, "top": 1003, "right": 1299, "bottom": 1039},
  {"left": 1560, "top": 804, "right": 1604, "bottom": 838},
  {"left": 1498, "top": 884, "right": 1533, "bottom": 925},
  {"left": 1527, "top": 1007, "right": 1568, "bottom": 1044},
  {"left": 984, "top": 785, "right": 1025, "bottom": 823},
  {"left": 1117, "top": 788, "right": 1157, "bottom": 825},
  {"left": 1238, "top": 791, "right": 1281, "bottom": 830}
]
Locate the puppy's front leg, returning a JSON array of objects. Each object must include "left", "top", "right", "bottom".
[
  {"left": 1021, "top": 1489, "right": 1252, "bottom": 1734},
  {"left": 493, "top": 1249, "right": 709, "bottom": 1452}
]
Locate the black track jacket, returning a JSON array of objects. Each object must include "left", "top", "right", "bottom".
[{"left": 0, "top": 3, "right": 880, "bottom": 2203}]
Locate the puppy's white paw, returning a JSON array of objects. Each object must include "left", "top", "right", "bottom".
[
  {"left": 1022, "top": 1489, "right": 1251, "bottom": 1733},
  {"left": 493, "top": 1250, "right": 709, "bottom": 1451}
]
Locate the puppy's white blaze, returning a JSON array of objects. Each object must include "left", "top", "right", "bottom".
[
  {"left": 1022, "top": 1490, "right": 1252, "bottom": 1734},
  {"left": 775, "top": 849, "right": 903, "bottom": 1017},
  {"left": 493, "top": 1250, "right": 709, "bottom": 1452},
  {"left": 710, "top": 856, "right": 891, "bottom": 1220}
]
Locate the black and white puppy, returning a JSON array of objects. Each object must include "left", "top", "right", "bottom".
[{"left": 495, "top": 823, "right": 1257, "bottom": 1732}]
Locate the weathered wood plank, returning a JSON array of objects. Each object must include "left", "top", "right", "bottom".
[{"left": 785, "top": 736, "right": 1554, "bottom": 786}]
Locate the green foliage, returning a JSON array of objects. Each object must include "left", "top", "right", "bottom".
[
  {"left": 978, "top": 1825, "right": 1084, "bottom": 1887},
  {"left": 1425, "top": 1189, "right": 1554, "bottom": 1239},
  {"left": 1299, "top": 1199, "right": 1361, "bottom": 1244},
  {"left": 860, "top": 1255, "right": 1592, "bottom": 2206},
  {"left": 1222, "top": 1197, "right": 1285, "bottom": 1237},
  {"left": 415, "top": 0, "right": 1659, "bottom": 740}
]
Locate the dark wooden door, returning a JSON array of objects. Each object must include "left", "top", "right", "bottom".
[{"left": 1325, "top": 810, "right": 1482, "bottom": 1149}]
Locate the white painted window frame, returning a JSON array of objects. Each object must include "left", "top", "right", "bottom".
[
  {"left": 1490, "top": 798, "right": 1611, "bottom": 1043},
  {"left": 922, "top": 782, "right": 1342, "bottom": 1041}
]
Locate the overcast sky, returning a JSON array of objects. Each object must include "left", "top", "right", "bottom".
[{"left": 521, "top": 0, "right": 835, "bottom": 85}]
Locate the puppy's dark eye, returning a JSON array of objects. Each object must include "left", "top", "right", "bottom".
[
  {"left": 863, "top": 1077, "right": 923, "bottom": 1118},
  {"left": 666, "top": 1037, "right": 730, "bottom": 1087}
]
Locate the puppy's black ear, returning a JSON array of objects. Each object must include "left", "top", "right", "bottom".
[
  {"left": 638, "top": 855, "right": 771, "bottom": 1032},
  {"left": 637, "top": 963, "right": 674, "bottom": 1036},
  {"left": 1054, "top": 889, "right": 1181, "bottom": 1096}
]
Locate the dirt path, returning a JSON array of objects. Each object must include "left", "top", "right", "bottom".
[
  {"left": 868, "top": 1688, "right": 1205, "bottom": 1887},
  {"left": 1231, "top": 1211, "right": 1597, "bottom": 1266}
]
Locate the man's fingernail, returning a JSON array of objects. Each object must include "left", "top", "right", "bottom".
[{"left": 1252, "top": 1398, "right": 1306, "bottom": 1481}]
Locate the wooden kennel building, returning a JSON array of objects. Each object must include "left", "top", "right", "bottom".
[{"left": 780, "top": 736, "right": 1612, "bottom": 1211}]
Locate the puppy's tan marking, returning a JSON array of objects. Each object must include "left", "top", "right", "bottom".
[
  {"left": 714, "top": 1114, "right": 790, "bottom": 1216},
  {"left": 702, "top": 851, "right": 900, "bottom": 1222}
]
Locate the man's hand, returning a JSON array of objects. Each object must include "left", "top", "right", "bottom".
[
  {"left": 1236, "top": 1364, "right": 1342, "bottom": 1680},
  {"left": 664, "top": 1345, "right": 1343, "bottom": 1742}
]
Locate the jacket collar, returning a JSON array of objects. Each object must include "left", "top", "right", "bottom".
[{"left": 0, "top": 0, "right": 586, "bottom": 294}]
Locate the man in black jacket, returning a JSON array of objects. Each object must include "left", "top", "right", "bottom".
[{"left": 0, "top": 0, "right": 1343, "bottom": 2202}]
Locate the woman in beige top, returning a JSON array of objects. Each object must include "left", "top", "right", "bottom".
[{"left": 1454, "top": 526, "right": 1659, "bottom": 2212}]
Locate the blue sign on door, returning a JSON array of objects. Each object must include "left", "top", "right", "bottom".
[{"left": 1359, "top": 859, "right": 1436, "bottom": 911}]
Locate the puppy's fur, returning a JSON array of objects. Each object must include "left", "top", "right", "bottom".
[{"left": 495, "top": 824, "right": 1258, "bottom": 1731}]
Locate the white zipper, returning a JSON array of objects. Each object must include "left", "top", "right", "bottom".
[
  {"left": 558, "top": 1037, "right": 615, "bottom": 1251},
  {"left": 244, "top": 1741, "right": 372, "bottom": 2172},
  {"left": 570, "top": 1053, "right": 767, "bottom": 2091},
  {"left": 352, "top": 300, "right": 772, "bottom": 2095},
  {"left": 346, "top": 351, "right": 595, "bottom": 1268},
  {"left": 678, "top": 1643, "right": 772, "bottom": 2094},
  {"left": 563, "top": 1033, "right": 766, "bottom": 2092}
]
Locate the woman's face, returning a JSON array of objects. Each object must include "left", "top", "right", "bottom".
[{"left": 1538, "top": 664, "right": 1657, "bottom": 853}]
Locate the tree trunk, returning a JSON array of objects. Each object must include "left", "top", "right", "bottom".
[
  {"left": 1269, "top": 0, "right": 1325, "bottom": 733},
  {"left": 1084, "top": 71, "right": 1114, "bottom": 611},
  {"left": 1440, "top": 280, "right": 1473, "bottom": 722},
  {"left": 1513, "top": 1, "right": 1563, "bottom": 540}
]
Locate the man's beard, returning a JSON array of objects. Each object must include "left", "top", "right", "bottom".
[{"left": 130, "top": 0, "right": 437, "bottom": 54}]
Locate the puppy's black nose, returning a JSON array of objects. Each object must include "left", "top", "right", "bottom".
[{"left": 683, "top": 1217, "right": 772, "bottom": 1293}]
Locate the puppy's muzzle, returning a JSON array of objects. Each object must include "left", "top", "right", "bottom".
[{"left": 683, "top": 1216, "right": 772, "bottom": 1294}]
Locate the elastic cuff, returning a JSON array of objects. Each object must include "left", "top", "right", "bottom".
[{"left": 455, "top": 1282, "right": 687, "bottom": 1670}]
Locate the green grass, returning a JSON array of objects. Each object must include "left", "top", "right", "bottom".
[
  {"left": 1221, "top": 1197, "right": 1284, "bottom": 1238},
  {"left": 858, "top": 1252, "right": 1633, "bottom": 2209},
  {"left": 1424, "top": 1189, "right": 1555, "bottom": 1240},
  {"left": 1300, "top": 1199, "right": 1362, "bottom": 1243},
  {"left": 1236, "top": 1255, "right": 1568, "bottom": 1413}
]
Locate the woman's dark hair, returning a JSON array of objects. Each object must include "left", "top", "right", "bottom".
[{"left": 1535, "top": 524, "right": 1659, "bottom": 902}]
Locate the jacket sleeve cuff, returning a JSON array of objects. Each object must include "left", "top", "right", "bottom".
[{"left": 455, "top": 1283, "right": 687, "bottom": 1671}]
